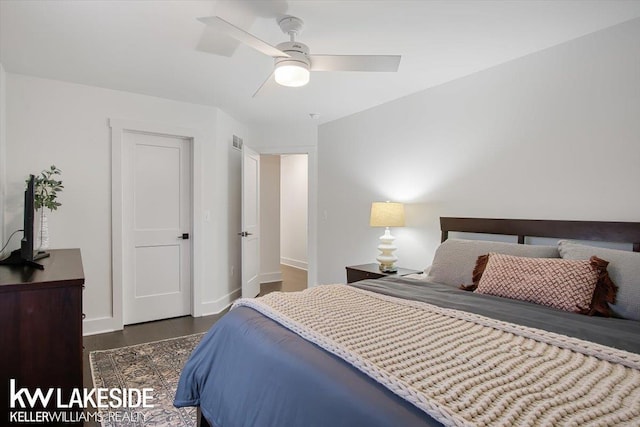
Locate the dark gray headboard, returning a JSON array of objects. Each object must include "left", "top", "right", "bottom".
[{"left": 440, "top": 217, "right": 640, "bottom": 252}]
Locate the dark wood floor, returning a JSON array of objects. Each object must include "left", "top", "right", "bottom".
[{"left": 83, "top": 264, "right": 308, "bottom": 388}]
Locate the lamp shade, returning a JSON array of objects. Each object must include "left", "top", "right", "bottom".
[{"left": 370, "top": 202, "right": 405, "bottom": 227}]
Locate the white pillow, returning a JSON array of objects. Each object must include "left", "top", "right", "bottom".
[{"left": 426, "top": 239, "right": 560, "bottom": 287}]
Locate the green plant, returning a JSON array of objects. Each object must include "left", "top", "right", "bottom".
[{"left": 31, "top": 165, "right": 64, "bottom": 211}]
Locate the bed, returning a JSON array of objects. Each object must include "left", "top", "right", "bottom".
[{"left": 174, "top": 217, "right": 640, "bottom": 427}]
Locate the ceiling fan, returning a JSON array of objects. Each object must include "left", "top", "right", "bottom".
[{"left": 197, "top": 15, "right": 401, "bottom": 97}]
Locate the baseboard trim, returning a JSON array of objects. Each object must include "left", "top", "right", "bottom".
[
  {"left": 83, "top": 316, "right": 120, "bottom": 336},
  {"left": 200, "top": 287, "right": 241, "bottom": 316},
  {"left": 281, "top": 257, "right": 308, "bottom": 271},
  {"left": 84, "top": 287, "right": 242, "bottom": 335},
  {"left": 260, "top": 271, "right": 282, "bottom": 284}
]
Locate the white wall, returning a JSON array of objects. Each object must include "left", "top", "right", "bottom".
[
  {"left": 280, "top": 154, "right": 308, "bottom": 270},
  {"left": 0, "top": 63, "right": 6, "bottom": 253},
  {"left": 249, "top": 122, "right": 317, "bottom": 150},
  {"left": 4, "top": 74, "right": 249, "bottom": 334},
  {"left": 260, "top": 155, "right": 281, "bottom": 282},
  {"left": 318, "top": 18, "right": 640, "bottom": 284}
]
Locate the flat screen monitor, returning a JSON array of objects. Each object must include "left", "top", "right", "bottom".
[{"left": 0, "top": 175, "right": 50, "bottom": 269}]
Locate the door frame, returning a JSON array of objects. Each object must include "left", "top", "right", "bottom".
[
  {"left": 257, "top": 146, "right": 317, "bottom": 288},
  {"left": 109, "top": 118, "right": 204, "bottom": 331}
]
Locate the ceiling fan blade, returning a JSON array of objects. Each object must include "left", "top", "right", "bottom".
[
  {"left": 197, "top": 16, "right": 289, "bottom": 58},
  {"left": 196, "top": 1, "right": 256, "bottom": 57},
  {"left": 252, "top": 71, "right": 277, "bottom": 98},
  {"left": 310, "top": 55, "right": 401, "bottom": 72},
  {"left": 196, "top": 1, "right": 289, "bottom": 57},
  {"left": 197, "top": 26, "right": 242, "bottom": 57}
]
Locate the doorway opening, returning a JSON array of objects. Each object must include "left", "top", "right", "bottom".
[{"left": 259, "top": 154, "right": 308, "bottom": 295}]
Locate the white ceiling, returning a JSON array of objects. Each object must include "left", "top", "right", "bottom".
[{"left": 2, "top": 0, "right": 640, "bottom": 127}]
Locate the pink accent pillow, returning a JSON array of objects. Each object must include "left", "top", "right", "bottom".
[{"left": 475, "top": 253, "right": 599, "bottom": 313}]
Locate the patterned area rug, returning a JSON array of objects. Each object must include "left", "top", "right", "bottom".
[{"left": 90, "top": 333, "right": 205, "bottom": 426}]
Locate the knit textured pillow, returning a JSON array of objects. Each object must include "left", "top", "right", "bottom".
[
  {"left": 558, "top": 240, "right": 640, "bottom": 320},
  {"left": 461, "top": 253, "right": 617, "bottom": 316}
]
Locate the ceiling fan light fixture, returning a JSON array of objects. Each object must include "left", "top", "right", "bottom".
[
  {"left": 274, "top": 61, "right": 310, "bottom": 87},
  {"left": 198, "top": 15, "right": 401, "bottom": 97}
]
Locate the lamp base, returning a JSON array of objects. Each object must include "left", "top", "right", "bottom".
[
  {"left": 376, "top": 227, "right": 398, "bottom": 274},
  {"left": 379, "top": 264, "right": 398, "bottom": 273}
]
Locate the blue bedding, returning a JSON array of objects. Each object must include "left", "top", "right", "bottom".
[
  {"left": 174, "top": 278, "right": 640, "bottom": 426},
  {"left": 174, "top": 304, "right": 440, "bottom": 427}
]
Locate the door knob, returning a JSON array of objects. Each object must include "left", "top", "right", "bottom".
[
  {"left": 237, "top": 231, "right": 253, "bottom": 237},
  {"left": 178, "top": 233, "right": 190, "bottom": 240}
]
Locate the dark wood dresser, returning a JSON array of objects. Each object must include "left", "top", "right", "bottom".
[{"left": 0, "top": 249, "right": 84, "bottom": 423}]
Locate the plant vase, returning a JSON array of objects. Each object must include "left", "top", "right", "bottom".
[{"left": 36, "top": 210, "right": 50, "bottom": 251}]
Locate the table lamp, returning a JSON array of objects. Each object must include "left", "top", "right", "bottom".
[{"left": 369, "top": 201, "right": 405, "bottom": 272}]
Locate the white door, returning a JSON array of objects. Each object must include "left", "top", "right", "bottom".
[
  {"left": 122, "top": 131, "right": 191, "bottom": 324},
  {"left": 241, "top": 145, "right": 261, "bottom": 298}
]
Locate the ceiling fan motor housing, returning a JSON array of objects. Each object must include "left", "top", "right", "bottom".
[{"left": 275, "top": 41, "right": 310, "bottom": 68}]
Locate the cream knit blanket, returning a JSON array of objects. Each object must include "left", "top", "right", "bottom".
[{"left": 233, "top": 285, "right": 640, "bottom": 426}]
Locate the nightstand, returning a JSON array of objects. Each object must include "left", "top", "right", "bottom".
[{"left": 346, "top": 263, "right": 421, "bottom": 284}]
